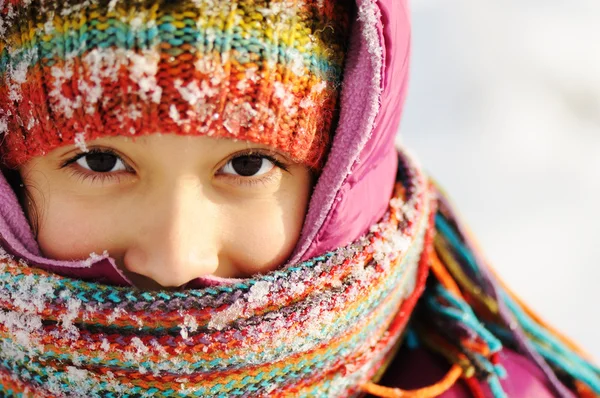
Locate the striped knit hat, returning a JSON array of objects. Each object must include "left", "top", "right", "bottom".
[{"left": 0, "top": 0, "right": 350, "bottom": 169}]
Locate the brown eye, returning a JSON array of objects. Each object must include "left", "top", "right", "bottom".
[
  {"left": 76, "top": 152, "right": 126, "bottom": 173},
  {"left": 223, "top": 155, "right": 275, "bottom": 177}
]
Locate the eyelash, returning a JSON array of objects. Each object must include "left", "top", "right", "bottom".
[
  {"left": 217, "top": 150, "right": 290, "bottom": 187},
  {"left": 61, "top": 148, "right": 130, "bottom": 185},
  {"left": 61, "top": 148, "right": 290, "bottom": 187}
]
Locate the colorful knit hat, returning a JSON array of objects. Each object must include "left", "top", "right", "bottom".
[{"left": 0, "top": 0, "right": 350, "bottom": 169}]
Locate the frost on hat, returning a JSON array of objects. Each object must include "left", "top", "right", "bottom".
[{"left": 0, "top": 0, "right": 350, "bottom": 169}]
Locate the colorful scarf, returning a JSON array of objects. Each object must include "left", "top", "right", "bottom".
[
  {"left": 0, "top": 153, "right": 434, "bottom": 397},
  {"left": 1, "top": 151, "right": 598, "bottom": 397}
]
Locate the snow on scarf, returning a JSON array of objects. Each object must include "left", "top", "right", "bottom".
[{"left": 0, "top": 153, "right": 434, "bottom": 397}]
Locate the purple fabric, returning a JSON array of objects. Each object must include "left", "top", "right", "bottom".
[
  {"left": 0, "top": 173, "right": 39, "bottom": 256},
  {"left": 375, "top": 346, "right": 570, "bottom": 398},
  {"left": 288, "top": 0, "right": 410, "bottom": 263}
]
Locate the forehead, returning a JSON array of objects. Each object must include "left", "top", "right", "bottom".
[{"left": 48, "top": 134, "right": 291, "bottom": 165}]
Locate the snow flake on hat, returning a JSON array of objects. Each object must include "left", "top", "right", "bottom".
[
  {"left": 49, "top": 59, "right": 81, "bottom": 119},
  {"left": 6, "top": 48, "right": 35, "bottom": 104},
  {"left": 129, "top": 49, "right": 162, "bottom": 104},
  {"left": 74, "top": 132, "right": 89, "bottom": 153},
  {"left": 222, "top": 101, "right": 259, "bottom": 135},
  {"left": 0, "top": 115, "right": 9, "bottom": 136}
]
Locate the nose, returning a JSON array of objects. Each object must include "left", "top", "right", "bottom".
[{"left": 123, "top": 176, "right": 220, "bottom": 288}]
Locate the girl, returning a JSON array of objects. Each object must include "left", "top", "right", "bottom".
[{"left": 0, "top": 0, "right": 597, "bottom": 396}]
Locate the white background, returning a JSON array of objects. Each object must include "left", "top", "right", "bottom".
[{"left": 399, "top": 0, "right": 600, "bottom": 360}]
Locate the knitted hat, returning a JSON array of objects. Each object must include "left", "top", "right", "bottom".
[{"left": 0, "top": 0, "right": 350, "bottom": 169}]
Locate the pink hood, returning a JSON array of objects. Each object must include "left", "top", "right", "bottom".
[{"left": 0, "top": 0, "right": 411, "bottom": 285}]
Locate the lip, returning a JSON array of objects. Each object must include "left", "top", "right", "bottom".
[
  {"left": 185, "top": 274, "right": 245, "bottom": 289},
  {"left": 125, "top": 268, "right": 246, "bottom": 290}
]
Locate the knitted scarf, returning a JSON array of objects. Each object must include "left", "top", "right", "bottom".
[
  {"left": 0, "top": 153, "right": 434, "bottom": 397},
  {"left": 1, "top": 152, "right": 599, "bottom": 397}
]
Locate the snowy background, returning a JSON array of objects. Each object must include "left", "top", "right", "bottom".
[{"left": 399, "top": 0, "right": 600, "bottom": 360}]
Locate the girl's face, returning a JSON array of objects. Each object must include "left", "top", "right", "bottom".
[{"left": 18, "top": 135, "right": 312, "bottom": 289}]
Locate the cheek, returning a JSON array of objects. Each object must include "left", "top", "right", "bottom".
[
  {"left": 226, "top": 180, "right": 311, "bottom": 275},
  {"left": 34, "top": 194, "right": 118, "bottom": 261}
]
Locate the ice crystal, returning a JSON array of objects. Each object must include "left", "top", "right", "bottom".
[
  {"left": 179, "top": 313, "right": 198, "bottom": 340},
  {"left": 182, "top": 314, "right": 199, "bottom": 334},
  {"left": 272, "top": 81, "right": 296, "bottom": 111},
  {"left": 77, "top": 51, "right": 107, "bottom": 115},
  {"left": 358, "top": 0, "right": 383, "bottom": 63},
  {"left": 126, "top": 103, "right": 143, "bottom": 121},
  {"left": 0, "top": 116, "right": 8, "bottom": 135},
  {"left": 73, "top": 132, "right": 88, "bottom": 152},
  {"left": 64, "top": 366, "right": 93, "bottom": 396},
  {"left": 7, "top": 49, "right": 34, "bottom": 103},
  {"left": 257, "top": 0, "right": 297, "bottom": 20},
  {"left": 247, "top": 280, "right": 271, "bottom": 308},
  {"left": 80, "top": 251, "right": 109, "bottom": 269},
  {"left": 100, "top": 338, "right": 110, "bottom": 352},
  {"left": 178, "top": 384, "right": 202, "bottom": 395},
  {"left": 128, "top": 50, "right": 162, "bottom": 104},
  {"left": 287, "top": 48, "right": 306, "bottom": 76},
  {"left": 285, "top": 280, "right": 306, "bottom": 296},
  {"left": 26, "top": 111, "right": 37, "bottom": 130},
  {"left": 389, "top": 197, "right": 404, "bottom": 210},
  {"left": 150, "top": 338, "right": 170, "bottom": 358},
  {"left": 0, "top": 311, "right": 43, "bottom": 357},
  {"left": 175, "top": 79, "right": 204, "bottom": 107},
  {"left": 180, "top": 326, "right": 189, "bottom": 340},
  {"left": 11, "top": 59, "right": 29, "bottom": 85},
  {"left": 57, "top": 297, "right": 82, "bottom": 340},
  {"left": 107, "top": 306, "right": 127, "bottom": 323},
  {"left": 0, "top": 339, "right": 27, "bottom": 364},
  {"left": 208, "top": 300, "right": 245, "bottom": 331},
  {"left": 78, "top": 80, "right": 103, "bottom": 115},
  {"left": 299, "top": 96, "right": 316, "bottom": 109},
  {"left": 222, "top": 102, "right": 258, "bottom": 134},
  {"left": 130, "top": 15, "right": 144, "bottom": 29},
  {"left": 108, "top": 0, "right": 118, "bottom": 12},
  {"left": 169, "top": 104, "right": 182, "bottom": 125},
  {"left": 49, "top": 59, "right": 83, "bottom": 118},
  {"left": 21, "top": 276, "right": 54, "bottom": 312},
  {"left": 371, "top": 229, "right": 412, "bottom": 270},
  {"left": 43, "top": 15, "right": 55, "bottom": 35}
]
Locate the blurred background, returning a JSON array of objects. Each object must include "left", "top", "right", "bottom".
[{"left": 399, "top": 0, "right": 600, "bottom": 360}]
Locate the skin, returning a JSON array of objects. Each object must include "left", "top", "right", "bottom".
[{"left": 18, "top": 135, "right": 312, "bottom": 290}]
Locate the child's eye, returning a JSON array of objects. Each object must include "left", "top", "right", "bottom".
[
  {"left": 221, "top": 155, "right": 275, "bottom": 177},
  {"left": 62, "top": 148, "right": 133, "bottom": 185},
  {"left": 75, "top": 152, "right": 127, "bottom": 173}
]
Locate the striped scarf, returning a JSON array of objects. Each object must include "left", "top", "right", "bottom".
[{"left": 0, "top": 153, "right": 434, "bottom": 397}]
